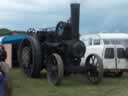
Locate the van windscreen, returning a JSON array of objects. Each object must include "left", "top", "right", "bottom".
[{"left": 104, "top": 48, "right": 114, "bottom": 59}]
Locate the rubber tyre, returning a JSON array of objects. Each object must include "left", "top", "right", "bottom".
[
  {"left": 18, "top": 36, "right": 42, "bottom": 78},
  {"left": 85, "top": 54, "right": 103, "bottom": 84},
  {"left": 115, "top": 72, "right": 123, "bottom": 77},
  {"left": 125, "top": 48, "right": 128, "bottom": 59},
  {"left": 104, "top": 72, "right": 123, "bottom": 77},
  {"left": 47, "top": 53, "right": 64, "bottom": 86},
  {"left": 0, "top": 62, "right": 12, "bottom": 96}
]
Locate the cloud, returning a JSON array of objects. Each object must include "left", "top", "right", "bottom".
[
  {"left": 0, "top": 0, "right": 71, "bottom": 12},
  {"left": 0, "top": 0, "right": 72, "bottom": 30},
  {"left": 0, "top": 0, "right": 128, "bottom": 32},
  {"left": 85, "top": 0, "right": 128, "bottom": 8}
]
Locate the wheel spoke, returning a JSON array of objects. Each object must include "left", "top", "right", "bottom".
[
  {"left": 21, "top": 46, "right": 32, "bottom": 72},
  {"left": 86, "top": 55, "right": 103, "bottom": 84},
  {"left": 96, "top": 63, "right": 101, "bottom": 72},
  {"left": 47, "top": 53, "right": 63, "bottom": 85},
  {"left": 94, "top": 58, "right": 98, "bottom": 65},
  {"left": 89, "top": 57, "right": 93, "bottom": 64}
]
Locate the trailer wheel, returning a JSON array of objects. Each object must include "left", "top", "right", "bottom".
[
  {"left": 85, "top": 54, "right": 103, "bottom": 84},
  {"left": 125, "top": 48, "right": 128, "bottom": 58},
  {"left": 64, "top": 72, "right": 71, "bottom": 77},
  {"left": 47, "top": 53, "right": 64, "bottom": 86},
  {"left": 104, "top": 72, "right": 123, "bottom": 77},
  {"left": 18, "top": 36, "right": 42, "bottom": 78},
  {"left": 115, "top": 72, "right": 123, "bottom": 77},
  {"left": 0, "top": 62, "right": 12, "bottom": 96}
]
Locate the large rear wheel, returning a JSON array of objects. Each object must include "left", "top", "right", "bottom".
[
  {"left": 85, "top": 54, "right": 103, "bottom": 84},
  {"left": 47, "top": 53, "right": 64, "bottom": 86},
  {"left": 18, "top": 36, "right": 42, "bottom": 78}
]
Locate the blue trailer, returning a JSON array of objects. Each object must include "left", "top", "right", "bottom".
[{"left": 0, "top": 34, "right": 28, "bottom": 45}]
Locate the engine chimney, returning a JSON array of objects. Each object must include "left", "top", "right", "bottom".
[{"left": 70, "top": 3, "right": 80, "bottom": 40}]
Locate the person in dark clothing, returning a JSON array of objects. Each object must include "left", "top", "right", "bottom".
[
  {"left": 0, "top": 45, "right": 12, "bottom": 96},
  {"left": 0, "top": 45, "right": 7, "bottom": 62}
]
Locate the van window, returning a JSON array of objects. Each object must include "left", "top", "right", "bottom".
[
  {"left": 104, "top": 48, "right": 114, "bottom": 59},
  {"left": 89, "top": 38, "right": 92, "bottom": 46},
  {"left": 103, "top": 39, "right": 128, "bottom": 45},
  {"left": 94, "top": 39, "right": 100, "bottom": 45},
  {"left": 117, "top": 48, "right": 125, "bottom": 58},
  {"left": 103, "top": 40, "right": 110, "bottom": 45}
]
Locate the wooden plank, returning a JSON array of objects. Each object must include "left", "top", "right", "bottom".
[{"left": 4, "top": 44, "right": 12, "bottom": 68}]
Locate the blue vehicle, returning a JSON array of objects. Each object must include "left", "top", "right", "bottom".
[{"left": 0, "top": 34, "right": 27, "bottom": 45}]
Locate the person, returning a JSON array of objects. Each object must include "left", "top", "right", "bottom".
[
  {"left": 0, "top": 45, "right": 7, "bottom": 62},
  {"left": 0, "top": 72, "right": 4, "bottom": 96},
  {"left": 0, "top": 45, "right": 12, "bottom": 96}
]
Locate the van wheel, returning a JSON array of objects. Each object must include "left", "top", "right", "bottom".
[
  {"left": 85, "top": 54, "right": 103, "bottom": 84},
  {"left": 115, "top": 72, "right": 123, "bottom": 77},
  {"left": 47, "top": 53, "right": 64, "bottom": 86},
  {"left": 125, "top": 48, "right": 128, "bottom": 58},
  {"left": 0, "top": 62, "right": 12, "bottom": 96},
  {"left": 104, "top": 72, "right": 123, "bottom": 77},
  {"left": 64, "top": 72, "right": 71, "bottom": 77}
]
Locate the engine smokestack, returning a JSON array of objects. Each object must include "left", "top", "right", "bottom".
[{"left": 71, "top": 3, "right": 80, "bottom": 40}]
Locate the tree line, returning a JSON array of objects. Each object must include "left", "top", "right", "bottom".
[{"left": 0, "top": 28, "right": 25, "bottom": 36}]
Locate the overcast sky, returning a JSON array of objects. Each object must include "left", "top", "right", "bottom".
[{"left": 0, "top": 0, "right": 128, "bottom": 33}]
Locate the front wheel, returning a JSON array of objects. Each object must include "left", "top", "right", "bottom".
[
  {"left": 47, "top": 53, "right": 64, "bottom": 86},
  {"left": 85, "top": 54, "right": 103, "bottom": 84}
]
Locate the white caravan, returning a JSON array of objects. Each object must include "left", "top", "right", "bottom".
[{"left": 80, "top": 32, "right": 128, "bottom": 76}]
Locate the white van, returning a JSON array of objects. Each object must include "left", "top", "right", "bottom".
[{"left": 80, "top": 32, "right": 128, "bottom": 77}]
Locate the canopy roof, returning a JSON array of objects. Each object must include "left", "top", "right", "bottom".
[{"left": 0, "top": 34, "right": 28, "bottom": 45}]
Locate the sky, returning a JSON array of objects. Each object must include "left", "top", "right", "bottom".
[{"left": 0, "top": 0, "right": 128, "bottom": 33}]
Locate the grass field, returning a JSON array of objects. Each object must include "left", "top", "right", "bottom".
[{"left": 12, "top": 69, "right": 128, "bottom": 96}]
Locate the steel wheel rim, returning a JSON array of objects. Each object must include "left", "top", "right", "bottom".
[
  {"left": 87, "top": 55, "right": 101, "bottom": 82},
  {"left": 47, "top": 55, "right": 59, "bottom": 83}
]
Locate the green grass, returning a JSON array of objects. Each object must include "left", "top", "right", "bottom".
[{"left": 12, "top": 69, "right": 128, "bottom": 96}]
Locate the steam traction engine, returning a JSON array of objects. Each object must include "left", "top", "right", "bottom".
[{"left": 18, "top": 3, "right": 103, "bottom": 85}]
